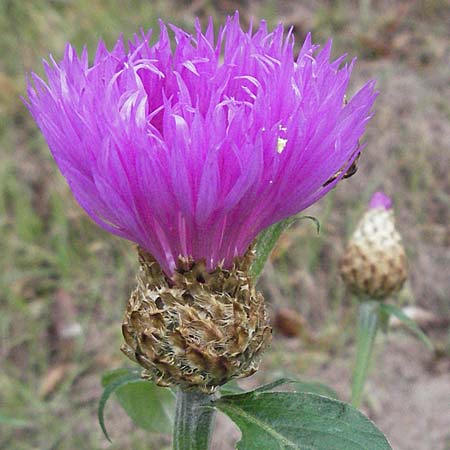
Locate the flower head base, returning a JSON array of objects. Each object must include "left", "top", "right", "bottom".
[
  {"left": 26, "top": 13, "right": 377, "bottom": 277},
  {"left": 122, "top": 247, "right": 270, "bottom": 393},
  {"left": 340, "top": 192, "right": 408, "bottom": 300}
]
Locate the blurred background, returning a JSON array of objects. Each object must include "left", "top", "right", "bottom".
[{"left": 0, "top": 0, "right": 449, "bottom": 449}]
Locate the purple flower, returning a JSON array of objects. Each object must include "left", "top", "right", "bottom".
[
  {"left": 26, "top": 13, "right": 377, "bottom": 276},
  {"left": 369, "top": 191, "right": 392, "bottom": 210}
]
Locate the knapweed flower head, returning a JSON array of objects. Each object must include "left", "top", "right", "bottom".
[
  {"left": 27, "top": 14, "right": 377, "bottom": 390},
  {"left": 340, "top": 192, "right": 408, "bottom": 300},
  {"left": 26, "top": 13, "right": 377, "bottom": 277}
]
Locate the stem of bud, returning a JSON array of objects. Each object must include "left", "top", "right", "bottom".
[
  {"left": 173, "top": 388, "right": 217, "bottom": 450},
  {"left": 351, "top": 300, "right": 380, "bottom": 408}
]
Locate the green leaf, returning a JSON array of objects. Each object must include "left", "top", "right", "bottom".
[
  {"left": 250, "top": 219, "right": 293, "bottom": 279},
  {"left": 251, "top": 216, "right": 319, "bottom": 279},
  {"left": 250, "top": 377, "right": 294, "bottom": 393},
  {"left": 380, "top": 304, "right": 434, "bottom": 351},
  {"left": 224, "top": 377, "right": 338, "bottom": 400},
  {"left": 298, "top": 215, "right": 321, "bottom": 234},
  {"left": 251, "top": 377, "right": 338, "bottom": 399},
  {"left": 352, "top": 301, "right": 380, "bottom": 408},
  {"left": 101, "top": 367, "right": 141, "bottom": 387},
  {"left": 219, "top": 380, "right": 245, "bottom": 395},
  {"left": 99, "top": 368, "right": 175, "bottom": 441},
  {"left": 290, "top": 380, "right": 339, "bottom": 399},
  {"left": 216, "top": 391, "right": 392, "bottom": 450},
  {"left": 98, "top": 371, "right": 141, "bottom": 442}
]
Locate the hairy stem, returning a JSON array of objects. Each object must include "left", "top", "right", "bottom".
[
  {"left": 351, "top": 300, "right": 380, "bottom": 408},
  {"left": 173, "top": 388, "right": 217, "bottom": 450}
]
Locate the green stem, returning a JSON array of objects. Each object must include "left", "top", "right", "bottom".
[
  {"left": 351, "top": 300, "right": 380, "bottom": 408},
  {"left": 173, "top": 388, "right": 216, "bottom": 450}
]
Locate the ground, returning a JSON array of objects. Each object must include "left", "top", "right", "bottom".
[{"left": 0, "top": 1, "right": 449, "bottom": 449}]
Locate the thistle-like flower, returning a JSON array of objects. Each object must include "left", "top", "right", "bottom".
[
  {"left": 26, "top": 14, "right": 377, "bottom": 391},
  {"left": 340, "top": 192, "right": 408, "bottom": 300}
]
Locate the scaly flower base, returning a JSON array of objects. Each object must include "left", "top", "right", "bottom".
[{"left": 121, "top": 247, "right": 271, "bottom": 393}]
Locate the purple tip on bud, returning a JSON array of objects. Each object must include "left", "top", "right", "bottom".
[{"left": 369, "top": 191, "right": 392, "bottom": 210}]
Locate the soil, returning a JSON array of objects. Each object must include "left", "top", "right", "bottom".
[{"left": 366, "top": 337, "right": 450, "bottom": 450}]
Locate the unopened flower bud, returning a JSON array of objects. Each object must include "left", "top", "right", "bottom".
[
  {"left": 340, "top": 192, "right": 408, "bottom": 300},
  {"left": 121, "top": 247, "right": 271, "bottom": 393}
]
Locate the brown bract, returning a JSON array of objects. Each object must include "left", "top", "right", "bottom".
[
  {"left": 121, "top": 247, "right": 271, "bottom": 393},
  {"left": 340, "top": 208, "right": 408, "bottom": 299}
]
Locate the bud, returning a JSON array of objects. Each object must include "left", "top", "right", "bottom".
[
  {"left": 121, "top": 247, "right": 271, "bottom": 393},
  {"left": 340, "top": 192, "right": 408, "bottom": 300}
]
